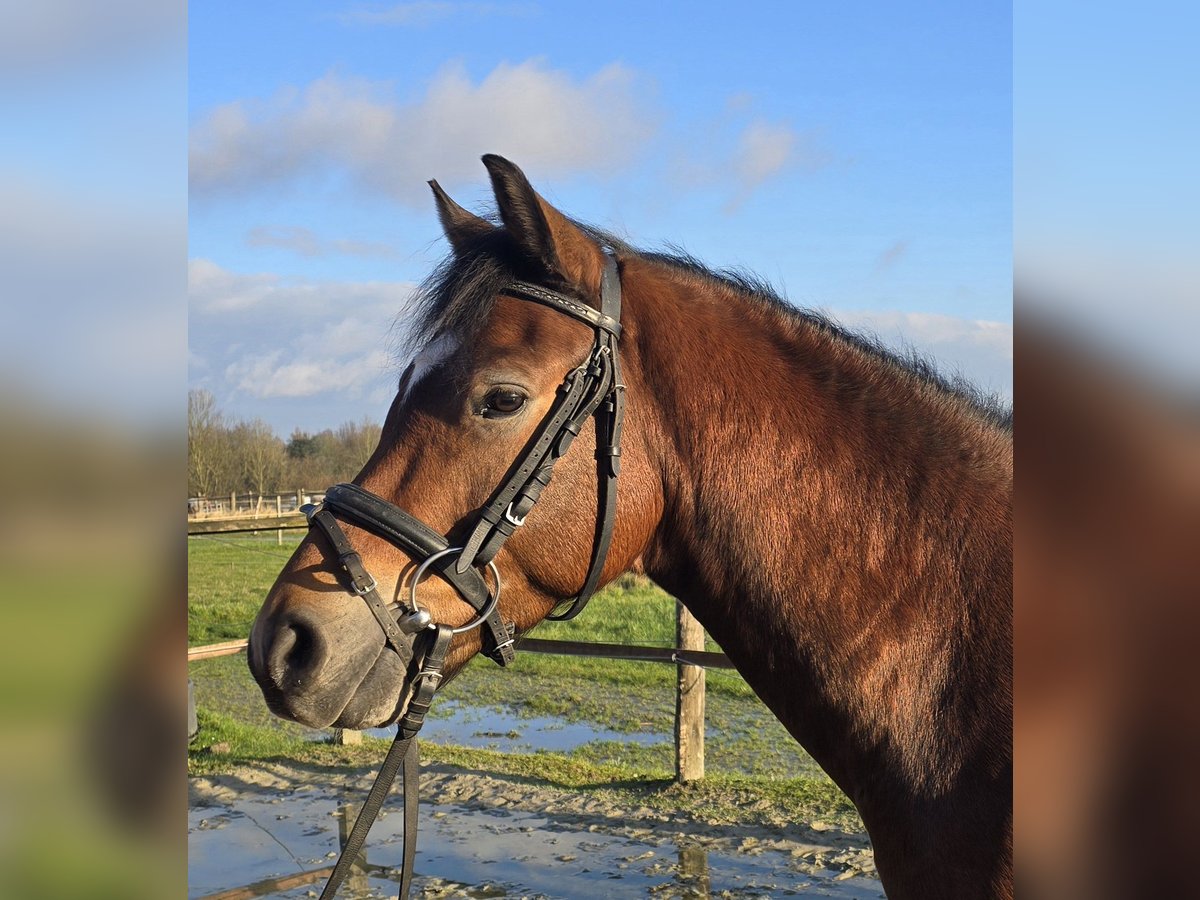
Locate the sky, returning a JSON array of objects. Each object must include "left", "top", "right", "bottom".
[{"left": 188, "top": 1, "right": 1012, "bottom": 436}]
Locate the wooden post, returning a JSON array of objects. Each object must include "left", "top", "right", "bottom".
[
  {"left": 674, "top": 600, "right": 706, "bottom": 782},
  {"left": 334, "top": 728, "right": 362, "bottom": 745},
  {"left": 296, "top": 488, "right": 304, "bottom": 510},
  {"left": 276, "top": 494, "right": 282, "bottom": 515},
  {"left": 230, "top": 491, "right": 236, "bottom": 515}
]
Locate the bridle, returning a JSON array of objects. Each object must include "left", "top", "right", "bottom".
[{"left": 303, "top": 255, "right": 625, "bottom": 899}]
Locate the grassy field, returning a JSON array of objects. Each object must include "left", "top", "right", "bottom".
[{"left": 188, "top": 532, "right": 831, "bottom": 786}]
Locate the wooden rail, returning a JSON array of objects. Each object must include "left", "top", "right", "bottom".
[
  {"left": 189, "top": 636, "right": 731, "bottom": 668},
  {"left": 188, "top": 516, "right": 308, "bottom": 535}
]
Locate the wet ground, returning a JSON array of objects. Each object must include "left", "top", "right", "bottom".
[
  {"left": 189, "top": 762, "right": 882, "bottom": 899},
  {"left": 361, "top": 701, "right": 664, "bottom": 754}
]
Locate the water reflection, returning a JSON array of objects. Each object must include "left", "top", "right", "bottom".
[
  {"left": 335, "top": 803, "right": 371, "bottom": 897},
  {"left": 678, "top": 844, "right": 711, "bottom": 897},
  {"left": 189, "top": 784, "right": 883, "bottom": 899},
  {"left": 361, "top": 701, "right": 663, "bottom": 753}
]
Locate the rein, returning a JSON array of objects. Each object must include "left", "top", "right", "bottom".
[{"left": 304, "top": 255, "right": 624, "bottom": 899}]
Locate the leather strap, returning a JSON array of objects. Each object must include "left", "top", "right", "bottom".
[
  {"left": 318, "top": 626, "right": 452, "bottom": 900},
  {"left": 502, "top": 281, "right": 622, "bottom": 337},
  {"left": 456, "top": 256, "right": 624, "bottom": 622},
  {"left": 308, "top": 508, "right": 411, "bottom": 657},
  {"left": 321, "top": 485, "right": 515, "bottom": 666}
]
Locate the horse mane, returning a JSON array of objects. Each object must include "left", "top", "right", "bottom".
[{"left": 408, "top": 220, "right": 1012, "bottom": 433}]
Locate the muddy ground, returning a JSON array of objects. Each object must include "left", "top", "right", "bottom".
[{"left": 190, "top": 760, "right": 882, "bottom": 899}]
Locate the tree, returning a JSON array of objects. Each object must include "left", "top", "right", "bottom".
[
  {"left": 187, "top": 389, "right": 223, "bottom": 497},
  {"left": 232, "top": 418, "right": 285, "bottom": 498}
]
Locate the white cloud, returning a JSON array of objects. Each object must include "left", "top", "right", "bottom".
[
  {"left": 671, "top": 113, "right": 830, "bottom": 212},
  {"left": 189, "top": 259, "right": 416, "bottom": 402},
  {"left": 190, "top": 61, "right": 659, "bottom": 204},
  {"left": 832, "top": 309, "right": 1013, "bottom": 400},
  {"left": 734, "top": 120, "right": 796, "bottom": 191}
]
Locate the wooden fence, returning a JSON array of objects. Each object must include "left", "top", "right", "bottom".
[
  {"left": 188, "top": 611, "right": 730, "bottom": 782},
  {"left": 188, "top": 490, "right": 325, "bottom": 520}
]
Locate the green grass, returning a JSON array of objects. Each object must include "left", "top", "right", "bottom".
[
  {"left": 188, "top": 532, "right": 829, "bottom": 783},
  {"left": 188, "top": 532, "right": 301, "bottom": 645}
]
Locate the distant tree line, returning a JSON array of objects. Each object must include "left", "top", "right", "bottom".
[{"left": 188, "top": 389, "right": 381, "bottom": 497}]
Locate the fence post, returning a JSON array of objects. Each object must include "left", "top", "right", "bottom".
[
  {"left": 675, "top": 600, "right": 705, "bottom": 782},
  {"left": 334, "top": 728, "right": 362, "bottom": 746}
]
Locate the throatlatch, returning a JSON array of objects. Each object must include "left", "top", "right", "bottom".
[{"left": 303, "top": 254, "right": 625, "bottom": 899}]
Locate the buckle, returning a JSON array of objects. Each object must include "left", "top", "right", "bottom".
[
  {"left": 503, "top": 502, "right": 527, "bottom": 527},
  {"left": 351, "top": 575, "right": 378, "bottom": 596}
]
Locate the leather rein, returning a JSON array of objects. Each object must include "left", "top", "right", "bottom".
[{"left": 303, "top": 255, "right": 625, "bottom": 899}]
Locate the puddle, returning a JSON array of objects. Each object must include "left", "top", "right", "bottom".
[
  {"left": 189, "top": 784, "right": 883, "bottom": 899},
  {"left": 358, "top": 701, "right": 665, "bottom": 753}
]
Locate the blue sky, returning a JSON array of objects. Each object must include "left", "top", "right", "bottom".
[{"left": 189, "top": 1, "right": 1012, "bottom": 435}]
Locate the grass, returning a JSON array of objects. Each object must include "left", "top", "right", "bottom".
[{"left": 189, "top": 532, "right": 834, "bottom": 789}]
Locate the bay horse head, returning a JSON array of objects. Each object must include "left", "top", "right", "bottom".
[{"left": 248, "top": 155, "right": 656, "bottom": 729}]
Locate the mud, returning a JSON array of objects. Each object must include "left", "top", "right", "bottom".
[{"left": 189, "top": 761, "right": 882, "bottom": 899}]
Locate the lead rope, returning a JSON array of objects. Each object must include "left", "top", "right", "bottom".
[{"left": 318, "top": 624, "right": 453, "bottom": 900}]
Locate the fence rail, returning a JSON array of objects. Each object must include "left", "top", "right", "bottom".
[
  {"left": 188, "top": 619, "right": 728, "bottom": 779},
  {"left": 188, "top": 489, "right": 325, "bottom": 520},
  {"left": 187, "top": 635, "right": 731, "bottom": 669}
]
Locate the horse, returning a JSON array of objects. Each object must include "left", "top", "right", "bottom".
[{"left": 249, "top": 155, "right": 1012, "bottom": 899}]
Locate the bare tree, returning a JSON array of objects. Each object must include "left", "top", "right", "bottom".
[
  {"left": 232, "top": 418, "right": 285, "bottom": 499},
  {"left": 187, "top": 389, "right": 223, "bottom": 497},
  {"left": 336, "top": 418, "right": 383, "bottom": 472}
]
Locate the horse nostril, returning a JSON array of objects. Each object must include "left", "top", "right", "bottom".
[
  {"left": 265, "top": 615, "right": 325, "bottom": 688},
  {"left": 284, "top": 623, "right": 315, "bottom": 674}
]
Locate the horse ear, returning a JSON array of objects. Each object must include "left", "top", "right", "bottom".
[
  {"left": 481, "top": 154, "right": 605, "bottom": 296},
  {"left": 429, "top": 180, "right": 494, "bottom": 254}
]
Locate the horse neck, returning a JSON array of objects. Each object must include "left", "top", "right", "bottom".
[{"left": 623, "top": 260, "right": 1012, "bottom": 816}]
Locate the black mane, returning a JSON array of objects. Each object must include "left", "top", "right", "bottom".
[{"left": 409, "top": 223, "right": 1012, "bottom": 433}]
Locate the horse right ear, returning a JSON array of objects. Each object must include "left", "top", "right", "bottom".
[
  {"left": 482, "top": 154, "right": 605, "bottom": 297},
  {"left": 429, "top": 180, "right": 494, "bottom": 254}
]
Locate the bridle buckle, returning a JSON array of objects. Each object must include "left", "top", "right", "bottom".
[{"left": 503, "top": 502, "right": 527, "bottom": 528}]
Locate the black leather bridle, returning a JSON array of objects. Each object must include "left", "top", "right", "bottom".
[{"left": 305, "top": 255, "right": 625, "bottom": 899}]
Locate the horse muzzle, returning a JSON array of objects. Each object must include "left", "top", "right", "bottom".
[{"left": 248, "top": 596, "right": 417, "bottom": 729}]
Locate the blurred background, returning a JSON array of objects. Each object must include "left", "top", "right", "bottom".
[{"left": 0, "top": 0, "right": 185, "bottom": 896}]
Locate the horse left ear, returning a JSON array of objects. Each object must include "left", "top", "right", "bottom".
[
  {"left": 482, "top": 154, "right": 605, "bottom": 297},
  {"left": 429, "top": 179, "right": 495, "bottom": 254}
]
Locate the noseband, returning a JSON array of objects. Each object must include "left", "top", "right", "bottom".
[{"left": 305, "top": 255, "right": 625, "bottom": 899}]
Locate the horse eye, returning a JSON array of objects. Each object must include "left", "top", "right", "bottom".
[{"left": 482, "top": 389, "right": 526, "bottom": 417}]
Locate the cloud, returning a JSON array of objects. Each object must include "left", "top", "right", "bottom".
[
  {"left": 832, "top": 309, "right": 1013, "bottom": 400},
  {"left": 671, "top": 113, "right": 831, "bottom": 213},
  {"left": 734, "top": 121, "right": 796, "bottom": 192},
  {"left": 190, "top": 62, "right": 659, "bottom": 204},
  {"left": 246, "top": 225, "right": 398, "bottom": 259},
  {"left": 336, "top": 1, "right": 536, "bottom": 27},
  {"left": 189, "top": 259, "right": 416, "bottom": 402}
]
